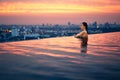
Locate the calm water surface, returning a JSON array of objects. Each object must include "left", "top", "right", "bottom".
[{"left": 0, "top": 32, "right": 120, "bottom": 80}]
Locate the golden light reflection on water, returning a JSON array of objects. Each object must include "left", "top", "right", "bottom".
[{"left": 0, "top": 32, "right": 120, "bottom": 58}]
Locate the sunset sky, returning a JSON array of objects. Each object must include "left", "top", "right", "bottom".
[{"left": 0, "top": 0, "right": 120, "bottom": 24}]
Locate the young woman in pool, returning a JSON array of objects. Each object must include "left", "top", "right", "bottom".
[{"left": 74, "top": 22, "right": 88, "bottom": 47}]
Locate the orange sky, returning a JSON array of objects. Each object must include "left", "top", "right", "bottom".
[{"left": 0, "top": 0, "right": 120, "bottom": 24}]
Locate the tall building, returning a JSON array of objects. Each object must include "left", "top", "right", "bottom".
[
  {"left": 12, "top": 27, "right": 19, "bottom": 37},
  {"left": 68, "top": 22, "right": 71, "bottom": 26}
]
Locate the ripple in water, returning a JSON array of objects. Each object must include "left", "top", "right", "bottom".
[{"left": 0, "top": 32, "right": 120, "bottom": 80}]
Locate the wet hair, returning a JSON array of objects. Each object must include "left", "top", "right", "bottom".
[{"left": 82, "top": 22, "right": 88, "bottom": 34}]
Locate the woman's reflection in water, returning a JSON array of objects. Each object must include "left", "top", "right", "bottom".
[{"left": 80, "top": 45, "right": 87, "bottom": 56}]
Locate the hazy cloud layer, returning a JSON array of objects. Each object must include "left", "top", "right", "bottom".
[{"left": 0, "top": 0, "right": 120, "bottom": 6}]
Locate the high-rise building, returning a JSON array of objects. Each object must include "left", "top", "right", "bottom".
[
  {"left": 12, "top": 27, "right": 19, "bottom": 37},
  {"left": 68, "top": 22, "right": 71, "bottom": 26}
]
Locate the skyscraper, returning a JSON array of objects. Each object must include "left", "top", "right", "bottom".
[{"left": 12, "top": 26, "right": 19, "bottom": 37}]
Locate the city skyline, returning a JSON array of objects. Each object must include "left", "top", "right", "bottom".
[{"left": 0, "top": 0, "right": 120, "bottom": 24}]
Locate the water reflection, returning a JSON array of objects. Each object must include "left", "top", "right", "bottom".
[
  {"left": 80, "top": 44, "right": 87, "bottom": 57},
  {"left": 77, "top": 38, "right": 88, "bottom": 56},
  {"left": 0, "top": 32, "right": 120, "bottom": 80},
  {"left": 81, "top": 46, "right": 87, "bottom": 53}
]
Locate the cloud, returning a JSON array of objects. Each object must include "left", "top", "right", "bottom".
[
  {"left": 0, "top": 0, "right": 120, "bottom": 6},
  {"left": 0, "top": 0, "right": 120, "bottom": 13}
]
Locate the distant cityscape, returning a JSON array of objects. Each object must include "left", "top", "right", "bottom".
[{"left": 0, "top": 22, "right": 120, "bottom": 42}]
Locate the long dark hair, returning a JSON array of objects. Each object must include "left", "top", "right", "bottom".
[{"left": 82, "top": 22, "right": 88, "bottom": 34}]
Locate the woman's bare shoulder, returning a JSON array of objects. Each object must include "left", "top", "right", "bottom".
[{"left": 83, "top": 30, "right": 87, "bottom": 33}]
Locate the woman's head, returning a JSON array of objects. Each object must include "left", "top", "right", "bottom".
[{"left": 81, "top": 22, "right": 88, "bottom": 33}]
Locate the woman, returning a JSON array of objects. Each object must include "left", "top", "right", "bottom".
[{"left": 74, "top": 22, "right": 88, "bottom": 47}]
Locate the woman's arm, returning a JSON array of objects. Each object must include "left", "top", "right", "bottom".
[{"left": 74, "top": 31, "right": 84, "bottom": 38}]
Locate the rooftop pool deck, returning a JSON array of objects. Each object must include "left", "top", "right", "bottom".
[{"left": 0, "top": 32, "right": 120, "bottom": 80}]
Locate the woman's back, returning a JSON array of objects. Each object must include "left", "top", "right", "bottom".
[
  {"left": 80, "top": 31, "right": 88, "bottom": 47},
  {"left": 81, "top": 30, "right": 88, "bottom": 38}
]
